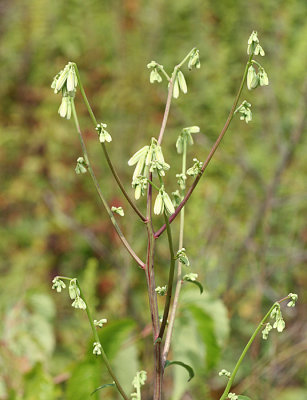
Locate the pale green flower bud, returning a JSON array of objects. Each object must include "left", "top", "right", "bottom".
[
  {"left": 218, "top": 369, "right": 231, "bottom": 378},
  {"left": 176, "top": 173, "right": 186, "bottom": 190},
  {"left": 228, "top": 393, "right": 238, "bottom": 400},
  {"left": 273, "top": 317, "right": 285, "bottom": 333},
  {"left": 69, "top": 278, "right": 80, "bottom": 300},
  {"left": 154, "top": 189, "right": 164, "bottom": 215},
  {"left": 111, "top": 206, "right": 124, "bottom": 216},
  {"left": 247, "top": 65, "right": 259, "bottom": 90},
  {"left": 187, "top": 158, "right": 203, "bottom": 177},
  {"left": 177, "top": 70, "right": 187, "bottom": 94},
  {"left": 176, "top": 248, "right": 190, "bottom": 267},
  {"left": 71, "top": 296, "right": 86, "bottom": 310},
  {"left": 262, "top": 323, "right": 273, "bottom": 340},
  {"left": 287, "top": 293, "right": 298, "bottom": 307},
  {"left": 94, "top": 318, "right": 108, "bottom": 328},
  {"left": 150, "top": 68, "right": 162, "bottom": 83},
  {"left": 155, "top": 285, "right": 167, "bottom": 296},
  {"left": 162, "top": 190, "right": 175, "bottom": 215},
  {"left": 52, "top": 277, "right": 66, "bottom": 292},
  {"left": 93, "top": 342, "right": 102, "bottom": 355},
  {"left": 95, "top": 123, "right": 112, "bottom": 143},
  {"left": 188, "top": 49, "right": 200, "bottom": 70},
  {"left": 128, "top": 146, "right": 149, "bottom": 166},
  {"left": 236, "top": 100, "right": 252, "bottom": 124},
  {"left": 75, "top": 156, "right": 87, "bottom": 174},
  {"left": 58, "top": 92, "right": 72, "bottom": 120},
  {"left": 173, "top": 76, "right": 180, "bottom": 99},
  {"left": 183, "top": 273, "right": 198, "bottom": 282},
  {"left": 258, "top": 67, "right": 269, "bottom": 86}
]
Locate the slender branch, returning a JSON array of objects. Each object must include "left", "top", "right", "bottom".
[
  {"left": 163, "top": 140, "right": 187, "bottom": 361},
  {"left": 55, "top": 277, "right": 129, "bottom": 400},
  {"left": 78, "top": 282, "right": 129, "bottom": 400},
  {"left": 158, "top": 211, "right": 176, "bottom": 341},
  {"left": 157, "top": 48, "right": 196, "bottom": 146},
  {"left": 155, "top": 53, "right": 254, "bottom": 238},
  {"left": 73, "top": 64, "right": 146, "bottom": 222},
  {"left": 71, "top": 102, "right": 145, "bottom": 268},
  {"left": 219, "top": 296, "right": 290, "bottom": 400}
]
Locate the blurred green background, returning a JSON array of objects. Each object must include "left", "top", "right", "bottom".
[{"left": 1, "top": 0, "right": 306, "bottom": 399}]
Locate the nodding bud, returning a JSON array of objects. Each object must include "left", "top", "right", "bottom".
[
  {"left": 154, "top": 190, "right": 164, "bottom": 215},
  {"left": 162, "top": 191, "right": 175, "bottom": 215},
  {"left": 173, "top": 76, "right": 180, "bottom": 99},
  {"left": 247, "top": 65, "right": 259, "bottom": 90},
  {"left": 177, "top": 70, "right": 187, "bottom": 94}
]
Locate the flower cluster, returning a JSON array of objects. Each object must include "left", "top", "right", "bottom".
[
  {"left": 236, "top": 101, "right": 252, "bottom": 124},
  {"left": 94, "top": 318, "right": 108, "bottom": 328},
  {"left": 287, "top": 293, "right": 298, "bottom": 308},
  {"left": 51, "top": 62, "right": 77, "bottom": 120},
  {"left": 176, "top": 126, "right": 199, "bottom": 154},
  {"left": 187, "top": 158, "right": 203, "bottom": 177},
  {"left": 175, "top": 248, "right": 190, "bottom": 267},
  {"left": 75, "top": 156, "right": 87, "bottom": 174},
  {"left": 111, "top": 206, "right": 124, "bottom": 216},
  {"left": 176, "top": 173, "right": 187, "bottom": 191},
  {"left": 95, "top": 123, "right": 112, "bottom": 143},
  {"left": 128, "top": 138, "right": 170, "bottom": 200},
  {"left": 154, "top": 186, "right": 175, "bottom": 216},
  {"left": 147, "top": 61, "right": 163, "bottom": 83},
  {"left": 52, "top": 277, "right": 66, "bottom": 292},
  {"left": 247, "top": 63, "right": 269, "bottom": 90},
  {"left": 188, "top": 49, "right": 201, "bottom": 70},
  {"left": 247, "top": 31, "right": 265, "bottom": 56},
  {"left": 183, "top": 273, "right": 198, "bottom": 282},
  {"left": 155, "top": 286, "right": 168, "bottom": 296},
  {"left": 93, "top": 342, "right": 102, "bottom": 355},
  {"left": 218, "top": 369, "right": 231, "bottom": 378},
  {"left": 131, "top": 371, "right": 147, "bottom": 400},
  {"left": 228, "top": 393, "right": 238, "bottom": 400}
]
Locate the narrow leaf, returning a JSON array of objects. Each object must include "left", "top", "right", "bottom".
[
  {"left": 185, "top": 279, "right": 203, "bottom": 294},
  {"left": 91, "top": 383, "right": 115, "bottom": 395},
  {"left": 164, "top": 360, "right": 194, "bottom": 382}
]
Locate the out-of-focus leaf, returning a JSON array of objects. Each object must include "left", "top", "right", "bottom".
[
  {"left": 66, "top": 360, "right": 101, "bottom": 400},
  {"left": 164, "top": 360, "right": 194, "bottom": 381},
  {"left": 112, "top": 333, "right": 139, "bottom": 393},
  {"left": 98, "top": 319, "right": 136, "bottom": 360},
  {"left": 238, "top": 396, "right": 252, "bottom": 400},
  {"left": 24, "top": 363, "right": 57, "bottom": 400},
  {"left": 188, "top": 305, "right": 220, "bottom": 370}
]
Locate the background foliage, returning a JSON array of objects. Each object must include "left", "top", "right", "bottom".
[{"left": 0, "top": 0, "right": 306, "bottom": 399}]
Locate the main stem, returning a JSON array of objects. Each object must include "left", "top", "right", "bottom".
[
  {"left": 155, "top": 53, "right": 254, "bottom": 238},
  {"left": 219, "top": 296, "right": 289, "bottom": 400},
  {"left": 163, "top": 140, "right": 187, "bottom": 362},
  {"left": 73, "top": 64, "right": 146, "bottom": 222},
  {"left": 71, "top": 102, "right": 145, "bottom": 268}
]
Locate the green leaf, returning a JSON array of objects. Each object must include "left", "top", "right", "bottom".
[
  {"left": 98, "top": 319, "right": 136, "bottom": 359},
  {"left": 185, "top": 279, "right": 203, "bottom": 294},
  {"left": 24, "top": 363, "right": 57, "bottom": 400},
  {"left": 238, "top": 396, "right": 252, "bottom": 400},
  {"left": 66, "top": 360, "right": 101, "bottom": 400},
  {"left": 91, "top": 383, "right": 115, "bottom": 395},
  {"left": 188, "top": 305, "right": 220, "bottom": 370},
  {"left": 164, "top": 360, "right": 194, "bottom": 382}
]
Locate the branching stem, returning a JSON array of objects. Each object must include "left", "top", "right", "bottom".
[
  {"left": 155, "top": 53, "right": 254, "bottom": 238},
  {"left": 73, "top": 64, "right": 146, "bottom": 222},
  {"left": 219, "top": 296, "right": 290, "bottom": 400},
  {"left": 71, "top": 102, "right": 145, "bottom": 268}
]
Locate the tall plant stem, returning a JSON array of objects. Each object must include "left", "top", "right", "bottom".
[
  {"left": 155, "top": 53, "right": 254, "bottom": 238},
  {"left": 158, "top": 210, "right": 176, "bottom": 342},
  {"left": 145, "top": 176, "right": 162, "bottom": 400},
  {"left": 157, "top": 48, "right": 196, "bottom": 146},
  {"left": 73, "top": 64, "right": 146, "bottom": 222},
  {"left": 71, "top": 102, "right": 145, "bottom": 268},
  {"left": 219, "top": 296, "right": 290, "bottom": 400},
  {"left": 163, "top": 140, "right": 187, "bottom": 362},
  {"left": 57, "top": 277, "right": 129, "bottom": 400}
]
